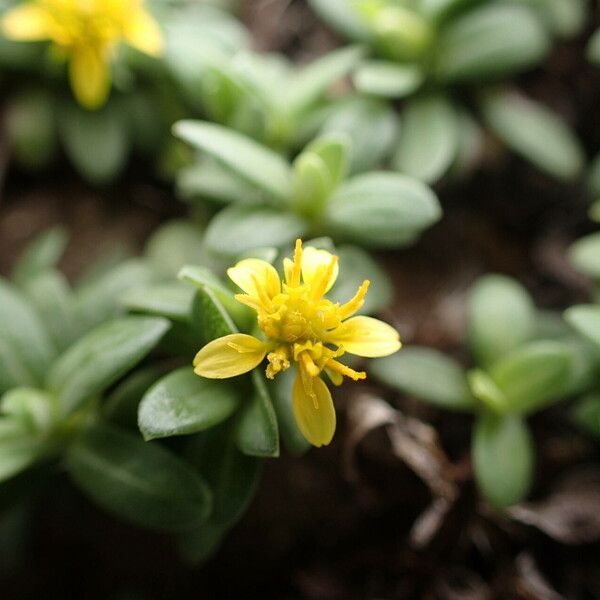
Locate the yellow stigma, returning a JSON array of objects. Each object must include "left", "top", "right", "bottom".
[
  {"left": 193, "top": 239, "right": 402, "bottom": 447},
  {"left": 1, "top": 0, "right": 163, "bottom": 109}
]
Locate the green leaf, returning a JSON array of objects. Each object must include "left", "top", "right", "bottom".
[
  {"left": 103, "top": 367, "right": 164, "bottom": 428},
  {"left": 564, "top": 305, "right": 600, "bottom": 350},
  {"left": 11, "top": 226, "right": 68, "bottom": 286},
  {"left": 191, "top": 286, "right": 237, "bottom": 345},
  {"left": 434, "top": 3, "right": 550, "bottom": 82},
  {"left": 75, "top": 259, "right": 160, "bottom": 331},
  {"left": 488, "top": 341, "right": 574, "bottom": 414},
  {"left": 66, "top": 423, "right": 212, "bottom": 532},
  {"left": 60, "top": 101, "right": 129, "bottom": 184},
  {"left": 328, "top": 245, "right": 393, "bottom": 315},
  {"left": 472, "top": 413, "right": 534, "bottom": 509},
  {"left": 0, "top": 435, "right": 48, "bottom": 485},
  {"left": 467, "top": 368, "right": 508, "bottom": 413},
  {"left": 588, "top": 28, "right": 600, "bottom": 64},
  {"left": 23, "top": 271, "right": 79, "bottom": 352},
  {"left": 588, "top": 154, "right": 600, "bottom": 200},
  {"left": 286, "top": 45, "right": 365, "bottom": 114},
  {"left": 291, "top": 151, "right": 332, "bottom": 218},
  {"left": 6, "top": 88, "right": 57, "bottom": 170},
  {"left": 173, "top": 121, "right": 293, "bottom": 202},
  {"left": 353, "top": 61, "right": 424, "bottom": 98},
  {"left": 393, "top": 95, "right": 459, "bottom": 184},
  {"left": 467, "top": 275, "right": 536, "bottom": 369},
  {"left": 325, "top": 172, "right": 441, "bottom": 248},
  {"left": 534, "top": 0, "right": 587, "bottom": 39},
  {"left": 481, "top": 89, "right": 584, "bottom": 181},
  {"left": 178, "top": 521, "right": 226, "bottom": 565},
  {"left": 144, "top": 220, "right": 215, "bottom": 278},
  {"left": 235, "top": 370, "right": 279, "bottom": 458},
  {"left": 370, "top": 347, "right": 476, "bottom": 411},
  {"left": 182, "top": 266, "right": 253, "bottom": 334},
  {"left": 121, "top": 283, "right": 195, "bottom": 322},
  {"left": 267, "top": 369, "right": 310, "bottom": 456},
  {"left": 177, "top": 159, "right": 265, "bottom": 205},
  {"left": 1, "top": 387, "right": 53, "bottom": 434},
  {"left": 0, "top": 278, "right": 55, "bottom": 388},
  {"left": 319, "top": 97, "right": 400, "bottom": 173},
  {"left": 47, "top": 316, "right": 170, "bottom": 418},
  {"left": 572, "top": 393, "right": 600, "bottom": 438},
  {"left": 185, "top": 424, "right": 262, "bottom": 527},
  {"left": 306, "top": 0, "right": 371, "bottom": 41},
  {"left": 138, "top": 368, "right": 240, "bottom": 441},
  {"left": 204, "top": 204, "right": 308, "bottom": 256},
  {"left": 569, "top": 232, "right": 600, "bottom": 281}
]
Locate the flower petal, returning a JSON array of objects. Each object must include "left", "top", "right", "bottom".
[
  {"left": 301, "top": 246, "right": 339, "bottom": 293},
  {"left": 292, "top": 373, "right": 336, "bottom": 447},
  {"left": 1, "top": 4, "right": 53, "bottom": 41},
  {"left": 227, "top": 258, "right": 281, "bottom": 299},
  {"left": 123, "top": 8, "right": 163, "bottom": 56},
  {"left": 327, "top": 316, "right": 401, "bottom": 357},
  {"left": 193, "top": 334, "right": 267, "bottom": 379},
  {"left": 69, "top": 46, "right": 111, "bottom": 109}
]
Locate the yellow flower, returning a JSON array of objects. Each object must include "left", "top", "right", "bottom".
[
  {"left": 2, "top": 0, "right": 163, "bottom": 109},
  {"left": 193, "top": 240, "right": 401, "bottom": 447}
]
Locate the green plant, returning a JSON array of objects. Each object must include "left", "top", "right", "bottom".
[
  {"left": 173, "top": 121, "right": 441, "bottom": 260},
  {"left": 369, "top": 274, "right": 595, "bottom": 508},
  {"left": 307, "top": 0, "right": 586, "bottom": 183}
]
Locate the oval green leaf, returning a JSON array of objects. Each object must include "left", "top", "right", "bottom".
[{"left": 66, "top": 423, "right": 212, "bottom": 532}]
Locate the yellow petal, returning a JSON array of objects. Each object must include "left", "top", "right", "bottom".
[
  {"left": 194, "top": 334, "right": 267, "bottom": 379},
  {"left": 124, "top": 8, "right": 163, "bottom": 56},
  {"left": 69, "top": 46, "right": 111, "bottom": 109},
  {"left": 227, "top": 259, "right": 281, "bottom": 299},
  {"left": 2, "top": 4, "right": 53, "bottom": 41},
  {"left": 292, "top": 373, "right": 336, "bottom": 447},
  {"left": 327, "top": 316, "right": 401, "bottom": 357},
  {"left": 301, "top": 246, "right": 339, "bottom": 293}
]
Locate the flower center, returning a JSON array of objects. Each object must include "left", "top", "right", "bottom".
[{"left": 257, "top": 284, "right": 342, "bottom": 344}]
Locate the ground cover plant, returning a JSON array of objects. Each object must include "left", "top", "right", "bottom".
[{"left": 0, "top": 0, "right": 599, "bottom": 598}]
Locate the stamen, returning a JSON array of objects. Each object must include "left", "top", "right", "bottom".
[
  {"left": 300, "top": 351, "right": 320, "bottom": 377},
  {"left": 338, "top": 280, "right": 370, "bottom": 320},
  {"left": 326, "top": 359, "right": 366, "bottom": 381},
  {"left": 290, "top": 239, "right": 303, "bottom": 288}
]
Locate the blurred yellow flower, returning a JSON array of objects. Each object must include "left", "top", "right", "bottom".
[
  {"left": 194, "top": 239, "right": 401, "bottom": 447},
  {"left": 2, "top": 0, "right": 163, "bottom": 109}
]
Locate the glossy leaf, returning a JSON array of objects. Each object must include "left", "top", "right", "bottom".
[
  {"left": 393, "top": 95, "right": 459, "bottom": 184},
  {"left": 319, "top": 96, "right": 399, "bottom": 173},
  {"left": 11, "top": 226, "right": 68, "bottom": 286},
  {"left": 325, "top": 172, "right": 441, "bottom": 247},
  {"left": 139, "top": 368, "right": 240, "bottom": 441},
  {"left": 564, "top": 305, "right": 600, "bottom": 350},
  {"left": 370, "top": 347, "right": 476, "bottom": 411},
  {"left": 204, "top": 204, "right": 308, "bottom": 256},
  {"left": 66, "top": 423, "right": 211, "bottom": 532},
  {"left": 488, "top": 341, "right": 574, "bottom": 414},
  {"left": 353, "top": 61, "right": 423, "bottom": 98},
  {"left": 569, "top": 232, "right": 600, "bottom": 280},
  {"left": 47, "top": 317, "right": 170, "bottom": 418},
  {"left": 121, "top": 283, "right": 195, "bottom": 322},
  {"left": 0, "top": 278, "right": 55, "bottom": 388},
  {"left": 468, "top": 275, "right": 535, "bottom": 368},
  {"left": 473, "top": 413, "right": 534, "bottom": 509},
  {"left": 235, "top": 370, "right": 279, "bottom": 458},
  {"left": 173, "top": 121, "right": 293, "bottom": 202},
  {"left": 434, "top": 3, "right": 550, "bottom": 82},
  {"left": 481, "top": 89, "right": 584, "bottom": 181},
  {"left": 60, "top": 102, "right": 129, "bottom": 184}
]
